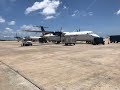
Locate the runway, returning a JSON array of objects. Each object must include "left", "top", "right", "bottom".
[{"left": 0, "top": 41, "right": 120, "bottom": 90}]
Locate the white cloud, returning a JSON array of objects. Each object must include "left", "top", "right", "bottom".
[
  {"left": 74, "top": 10, "right": 79, "bottom": 13},
  {"left": 63, "top": 5, "right": 67, "bottom": 9},
  {"left": 25, "top": 0, "right": 60, "bottom": 20},
  {"left": 71, "top": 10, "right": 79, "bottom": 17},
  {"left": 5, "top": 27, "right": 13, "bottom": 32},
  {"left": 71, "top": 14, "right": 75, "bottom": 17},
  {"left": 116, "top": 10, "right": 120, "bottom": 15},
  {"left": 21, "top": 25, "right": 33, "bottom": 30},
  {"left": 87, "top": 0, "right": 97, "bottom": 10},
  {"left": 63, "top": 5, "right": 68, "bottom": 10},
  {"left": 45, "top": 16, "right": 55, "bottom": 20},
  {"left": 88, "top": 12, "right": 93, "bottom": 16},
  {"left": 71, "top": 11, "right": 93, "bottom": 17},
  {"left": 4, "top": 28, "right": 15, "bottom": 35},
  {"left": 79, "top": 11, "right": 93, "bottom": 17},
  {"left": 8, "top": 21, "right": 16, "bottom": 25},
  {"left": 0, "top": 16, "right": 5, "bottom": 23},
  {"left": 0, "top": 28, "right": 15, "bottom": 40},
  {"left": 20, "top": 25, "right": 40, "bottom": 30}
]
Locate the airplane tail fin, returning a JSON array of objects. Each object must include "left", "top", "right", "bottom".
[
  {"left": 41, "top": 26, "right": 45, "bottom": 31},
  {"left": 40, "top": 26, "right": 49, "bottom": 36}
]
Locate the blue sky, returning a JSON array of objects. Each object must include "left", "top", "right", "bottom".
[{"left": 0, "top": 0, "right": 120, "bottom": 39}]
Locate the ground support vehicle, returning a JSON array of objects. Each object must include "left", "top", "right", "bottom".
[
  {"left": 21, "top": 41, "right": 32, "bottom": 46},
  {"left": 110, "top": 35, "right": 120, "bottom": 43},
  {"left": 92, "top": 37, "right": 105, "bottom": 45}
]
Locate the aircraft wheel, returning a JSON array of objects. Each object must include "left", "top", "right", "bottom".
[
  {"left": 56, "top": 41, "right": 60, "bottom": 44},
  {"left": 65, "top": 43, "right": 68, "bottom": 46}
]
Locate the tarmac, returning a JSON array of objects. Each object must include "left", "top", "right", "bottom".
[{"left": 0, "top": 41, "right": 120, "bottom": 90}]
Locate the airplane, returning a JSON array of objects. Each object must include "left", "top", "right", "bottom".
[
  {"left": 23, "top": 26, "right": 100, "bottom": 44},
  {"left": 23, "top": 26, "right": 63, "bottom": 43}
]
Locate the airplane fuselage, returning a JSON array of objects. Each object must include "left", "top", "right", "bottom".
[{"left": 44, "top": 31, "right": 100, "bottom": 43}]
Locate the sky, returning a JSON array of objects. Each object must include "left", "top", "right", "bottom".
[{"left": 0, "top": 0, "right": 120, "bottom": 39}]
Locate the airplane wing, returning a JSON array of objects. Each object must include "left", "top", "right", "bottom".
[
  {"left": 23, "top": 30, "right": 65, "bottom": 36},
  {"left": 23, "top": 30, "right": 54, "bottom": 33}
]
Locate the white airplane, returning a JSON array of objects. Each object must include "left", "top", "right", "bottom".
[
  {"left": 23, "top": 26, "right": 101, "bottom": 44},
  {"left": 44, "top": 31, "right": 100, "bottom": 43}
]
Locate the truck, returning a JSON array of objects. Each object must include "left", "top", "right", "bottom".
[
  {"left": 109, "top": 35, "right": 120, "bottom": 43},
  {"left": 92, "top": 37, "right": 105, "bottom": 45}
]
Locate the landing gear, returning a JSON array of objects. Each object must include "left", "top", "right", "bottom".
[
  {"left": 86, "top": 41, "right": 92, "bottom": 44},
  {"left": 56, "top": 41, "right": 61, "bottom": 44}
]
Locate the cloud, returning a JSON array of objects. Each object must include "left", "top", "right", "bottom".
[
  {"left": 0, "top": 27, "right": 16, "bottom": 40},
  {"left": 21, "top": 25, "right": 34, "bottom": 30},
  {"left": 20, "top": 25, "right": 40, "bottom": 30},
  {"left": 71, "top": 10, "right": 79, "bottom": 17},
  {"left": 116, "top": 10, "right": 120, "bottom": 15},
  {"left": 0, "top": 25, "right": 40, "bottom": 40},
  {"left": 8, "top": 21, "right": 16, "bottom": 25},
  {"left": 63, "top": 5, "right": 68, "bottom": 10},
  {"left": 71, "top": 14, "right": 76, "bottom": 17},
  {"left": 0, "top": 16, "right": 5, "bottom": 23},
  {"left": 63, "top": 5, "right": 67, "bottom": 9},
  {"left": 45, "top": 16, "right": 55, "bottom": 20},
  {"left": 80, "top": 11, "right": 93, "bottom": 16},
  {"left": 72, "top": 11, "right": 93, "bottom": 17},
  {"left": 74, "top": 10, "right": 79, "bottom": 13},
  {"left": 5, "top": 27, "right": 13, "bottom": 32},
  {"left": 25, "top": 0, "right": 60, "bottom": 20},
  {"left": 88, "top": 12, "right": 93, "bottom": 16},
  {"left": 87, "top": 0, "right": 97, "bottom": 10}
]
